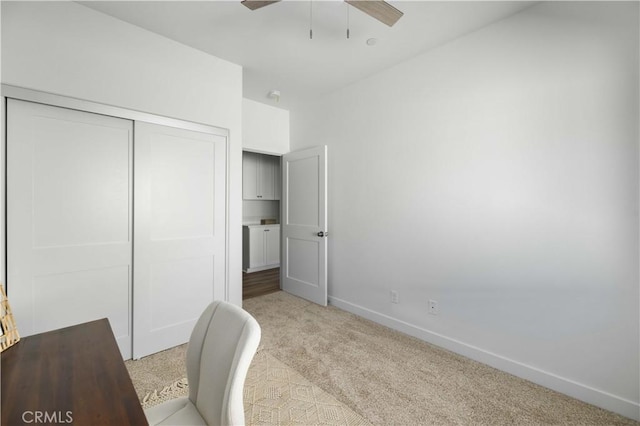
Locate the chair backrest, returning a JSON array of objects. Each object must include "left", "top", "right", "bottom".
[{"left": 186, "top": 301, "right": 261, "bottom": 426}]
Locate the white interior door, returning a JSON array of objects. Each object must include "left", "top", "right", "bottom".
[
  {"left": 133, "top": 122, "right": 226, "bottom": 359},
  {"left": 281, "top": 146, "right": 328, "bottom": 306},
  {"left": 7, "top": 99, "right": 133, "bottom": 358}
]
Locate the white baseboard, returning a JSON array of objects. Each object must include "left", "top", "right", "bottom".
[{"left": 328, "top": 295, "right": 640, "bottom": 421}]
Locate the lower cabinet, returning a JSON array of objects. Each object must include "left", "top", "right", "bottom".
[{"left": 243, "top": 225, "right": 280, "bottom": 273}]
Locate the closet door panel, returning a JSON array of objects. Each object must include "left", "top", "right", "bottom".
[
  {"left": 148, "top": 134, "right": 215, "bottom": 239},
  {"left": 148, "top": 256, "right": 214, "bottom": 329},
  {"left": 31, "top": 120, "right": 130, "bottom": 246},
  {"left": 32, "top": 266, "right": 130, "bottom": 338},
  {"left": 7, "top": 99, "right": 133, "bottom": 358},
  {"left": 133, "top": 122, "right": 226, "bottom": 359}
]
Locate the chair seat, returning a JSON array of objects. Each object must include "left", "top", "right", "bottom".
[{"left": 144, "top": 397, "right": 207, "bottom": 426}]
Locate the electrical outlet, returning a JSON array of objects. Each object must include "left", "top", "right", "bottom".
[
  {"left": 390, "top": 291, "right": 399, "bottom": 304},
  {"left": 428, "top": 299, "right": 439, "bottom": 315}
]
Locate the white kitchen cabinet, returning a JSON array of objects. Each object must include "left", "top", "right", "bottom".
[
  {"left": 243, "top": 152, "right": 259, "bottom": 200},
  {"left": 243, "top": 151, "right": 280, "bottom": 200},
  {"left": 271, "top": 154, "right": 282, "bottom": 201},
  {"left": 243, "top": 225, "right": 280, "bottom": 273}
]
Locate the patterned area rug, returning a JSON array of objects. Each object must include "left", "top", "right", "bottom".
[
  {"left": 141, "top": 350, "right": 370, "bottom": 426},
  {"left": 141, "top": 378, "right": 189, "bottom": 409}
]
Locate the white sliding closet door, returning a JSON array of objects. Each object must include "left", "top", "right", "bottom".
[
  {"left": 133, "top": 122, "right": 226, "bottom": 359},
  {"left": 7, "top": 99, "right": 133, "bottom": 358}
]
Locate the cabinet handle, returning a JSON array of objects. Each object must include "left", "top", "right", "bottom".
[{"left": 264, "top": 229, "right": 270, "bottom": 232}]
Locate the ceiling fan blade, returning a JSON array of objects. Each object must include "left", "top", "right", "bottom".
[
  {"left": 241, "top": 0, "right": 281, "bottom": 11},
  {"left": 344, "top": 0, "right": 403, "bottom": 27}
]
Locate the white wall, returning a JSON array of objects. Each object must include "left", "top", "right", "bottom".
[
  {"left": 241, "top": 98, "right": 287, "bottom": 227},
  {"left": 291, "top": 1, "right": 639, "bottom": 420},
  {"left": 243, "top": 98, "right": 290, "bottom": 154},
  {"left": 1, "top": 1, "right": 244, "bottom": 306},
  {"left": 243, "top": 200, "right": 280, "bottom": 225}
]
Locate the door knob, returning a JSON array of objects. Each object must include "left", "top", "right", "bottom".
[{"left": 317, "top": 231, "right": 328, "bottom": 237}]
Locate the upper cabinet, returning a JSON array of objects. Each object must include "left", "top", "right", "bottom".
[{"left": 243, "top": 151, "right": 281, "bottom": 200}]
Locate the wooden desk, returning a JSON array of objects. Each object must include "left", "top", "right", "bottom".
[{"left": 1, "top": 319, "right": 148, "bottom": 425}]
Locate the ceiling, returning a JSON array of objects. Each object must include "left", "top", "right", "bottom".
[{"left": 81, "top": 1, "right": 536, "bottom": 109}]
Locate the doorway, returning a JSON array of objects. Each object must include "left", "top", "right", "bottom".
[
  {"left": 241, "top": 150, "right": 282, "bottom": 300},
  {"left": 241, "top": 146, "right": 328, "bottom": 305}
]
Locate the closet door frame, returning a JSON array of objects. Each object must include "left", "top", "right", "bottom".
[{"left": 0, "top": 84, "right": 231, "bottom": 330}]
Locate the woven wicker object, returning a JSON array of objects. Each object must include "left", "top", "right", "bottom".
[{"left": 0, "top": 285, "right": 20, "bottom": 352}]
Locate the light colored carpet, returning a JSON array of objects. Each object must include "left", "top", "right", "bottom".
[
  {"left": 245, "top": 350, "right": 369, "bottom": 425},
  {"left": 126, "top": 343, "right": 187, "bottom": 400},
  {"left": 243, "top": 292, "right": 637, "bottom": 426},
  {"left": 132, "top": 349, "right": 369, "bottom": 425},
  {"left": 128, "top": 291, "right": 638, "bottom": 425}
]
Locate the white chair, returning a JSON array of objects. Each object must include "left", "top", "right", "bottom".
[{"left": 144, "top": 301, "right": 261, "bottom": 426}]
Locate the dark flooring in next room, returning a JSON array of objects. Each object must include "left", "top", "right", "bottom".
[{"left": 243, "top": 268, "right": 280, "bottom": 300}]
